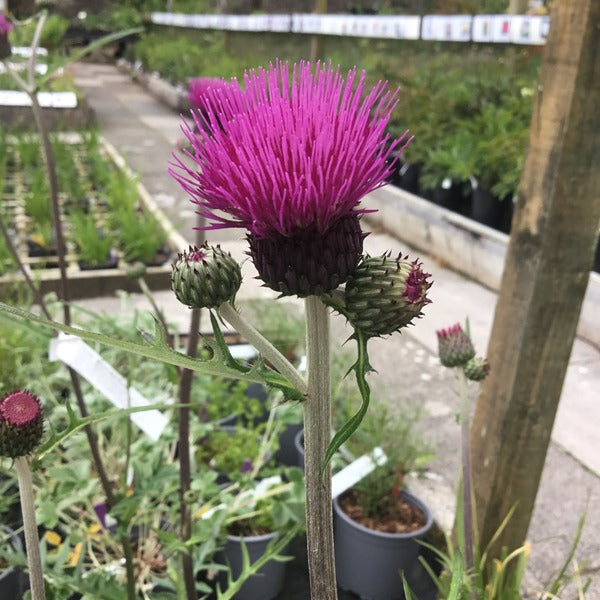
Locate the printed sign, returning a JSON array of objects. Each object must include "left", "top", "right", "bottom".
[
  {"left": 422, "top": 15, "right": 472, "bottom": 42},
  {"left": 151, "top": 11, "right": 547, "bottom": 45}
]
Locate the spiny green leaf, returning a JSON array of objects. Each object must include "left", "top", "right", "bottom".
[{"left": 0, "top": 302, "right": 300, "bottom": 398}]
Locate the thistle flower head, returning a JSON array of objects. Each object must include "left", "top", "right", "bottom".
[
  {"left": 0, "top": 15, "right": 12, "bottom": 60},
  {"left": 188, "top": 77, "right": 232, "bottom": 111},
  {"left": 170, "top": 61, "right": 410, "bottom": 296},
  {"left": 171, "top": 243, "right": 242, "bottom": 309},
  {"left": 436, "top": 323, "right": 476, "bottom": 368},
  {"left": 343, "top": 252, "right": 432, "bottom": 338},
  {"left": 0, "top": 15, "right": 12, "bottom": 35},
  {"left": 0, "top": 390, "right": 44, "bottom": 458}
]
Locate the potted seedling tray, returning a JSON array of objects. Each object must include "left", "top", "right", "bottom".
[{"left": 0, "top": 131, "right": 186, "bottom": 300}]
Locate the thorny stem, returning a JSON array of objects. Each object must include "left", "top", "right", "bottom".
[
  {"left": 178, "top": 307, "right": 201, "bottom": 600},
  {"left": 304, "top": 296, "right": 337, "bottom": 600},
  {"left": 218, "top": 301, "right": 308, "bottom": 396},
  {"left": 15, "top": 456, "right": 46, "bottom": 600},
  {"left": 459, "top": 370, "right": 475, "bottom": 574}
]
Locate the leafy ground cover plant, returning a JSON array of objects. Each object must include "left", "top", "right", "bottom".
[
  {"left": 69, "top": 210, "right": 116, "bottom": 268},
  {"left": 1, "top": 17, "right": 433, "bottom": 600}
]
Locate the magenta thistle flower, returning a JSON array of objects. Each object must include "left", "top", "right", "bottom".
[
  {"left": 0, "top": 390, "right": 44, "bottom": 458},
  {"left": 436, "top": 323, "right": 476, "bottom": 368},
  {"left": 188, "top": 77, "right": 232, "bottom": 111},
  {"left": 0, "top": 14, "right": 12, "bottom": 35},
  {"left": 170, "top": 61, "right": 410, "bottom": 296},
  {"left": 0, "top": 14, "right": 12, "bottom": 60}
]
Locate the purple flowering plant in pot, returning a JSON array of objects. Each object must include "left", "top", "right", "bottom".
[{"left": 0, "top": 60, "right": 433, "bottom": 600}]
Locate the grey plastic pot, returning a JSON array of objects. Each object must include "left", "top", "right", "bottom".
[
  {"left": 333, "top": 490, "right": 434, "bottom": 600},
  {"left": 217, "top": 531, "right": 288, "bottom": 600}
]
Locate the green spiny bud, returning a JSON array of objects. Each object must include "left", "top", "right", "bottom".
[
  {"left": 436, "top": 323, "right": 476, "bottom": 368},
  {"left": 0, "top": 390, "right": 44, "bottom": 458},
  {"left": 171, "top": 243, "right": 242, "bottom": 309},
  {"left": 343, "top": 252, "right": 432, "bottom": 338},
  {"left": 463, "top": 356, "right": 490, "bottom": 381}
]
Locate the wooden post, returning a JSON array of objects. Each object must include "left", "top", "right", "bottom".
[
  {"left": 470, "top": 0, "right": 600, "bottom": 557},
  {"left": 310, "top": 0, "right": 327, "bottom": 64}
]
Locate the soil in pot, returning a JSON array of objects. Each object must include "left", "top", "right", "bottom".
[{"left": 339, "top": 488, "right": 426, "bottom": 534}]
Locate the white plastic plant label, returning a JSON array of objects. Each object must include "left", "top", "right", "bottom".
[
  {"left": 49, "top": 333, "right": 169, "bottom": 441},
  {"left": 331, "top": 447, "right": 387, "bottom": 499}
]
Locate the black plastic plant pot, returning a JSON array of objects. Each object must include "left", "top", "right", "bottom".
[
  {"left": 397, "top": 162, "right": 423, "bottom": 195},
  {"left": 0, "top": 528, "right": 28, "bottom": 598},
  {"left": 471, "top": 187, "right": 510, "bottom": 231},
  {"left": 432, "top": 181, "right": 471, "bottom": 216},
  {"left": 333, "top": 491, "right": 434, "bottom": 600},
  {"left": 216, "top": 531, "right": 289, "bottom": 600},
  {"left": 275, "top": 422, "right": 303, "bottom": 467}
]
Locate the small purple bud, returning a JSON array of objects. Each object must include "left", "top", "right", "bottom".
[
  {"left": 436, "top": 323, "right": 476, "bottom": 368},
  {"left": 240, "top": 459, "right": 253, "bottom": 474}
]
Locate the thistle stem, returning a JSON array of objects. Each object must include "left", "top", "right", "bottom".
[
  {"left": 218, "top": 302, "right": 307, "bottom": 396},
  {"left": 178, "top": 307, "right": 201, "bottom": 600},
  {"left": 15, "top": 456, "right": 46, "bottom": 600},
  {"left": 459, "top": 370, "right": 475, "bottom": 573},
  {"left": 304, "top": 296, "right": 337, "bottom": 600}
]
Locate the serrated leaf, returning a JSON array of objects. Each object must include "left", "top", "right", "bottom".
[{"left": 0, "top": 302, "right": 301, "bottom": 400}]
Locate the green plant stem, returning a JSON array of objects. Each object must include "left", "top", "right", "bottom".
[
  {"left": 137, "top": 276, "right": 172, "bottom": 347},
  {"left": 15, "top": 456, "right": 46, "bottom": 600},
  {"left": 0, "top": 213, "right": 52, "bottom": 320},
  {"left": 218, "top": 302, "right": 307, "bottom": 396},
  {"left": 178, "top": 307, "right": 201, "bottom": 600},
  {"left": 304, "top": 296, "right": 337, "bottom": 600},
  {"left": 459, "top": 370, "right": 475, "bottom": 574}
]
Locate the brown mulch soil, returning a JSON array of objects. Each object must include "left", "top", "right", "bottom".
[
  {"left": 339, "top": 489, "right": 426, "bottom": 534},
  {"left": 227, "top": 520, "right": 272, "bottom": 538}
]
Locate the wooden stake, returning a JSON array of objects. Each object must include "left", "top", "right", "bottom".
[{"left": 470, "top": 0, "right": 600, "bottom": 557}]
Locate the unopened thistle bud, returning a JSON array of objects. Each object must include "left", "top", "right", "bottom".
[
  {"left": 343, "top": 252, "right": 432, "bottom": 338},
  {"left": 171, "top": 243, "right": 242, "bottom": 309},
  {"left": 436, "top": 323, "right": 476, "bottom": 368},
  {"left": 463, "top": 356, "right": 490, "bottom": 381},
  {"left": 0, "top": 390, "right": 44, "bottom": 458}
]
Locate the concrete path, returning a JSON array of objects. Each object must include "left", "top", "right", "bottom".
[{"left": 69, "top": 62, "right": 600, "bottom": 597}]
